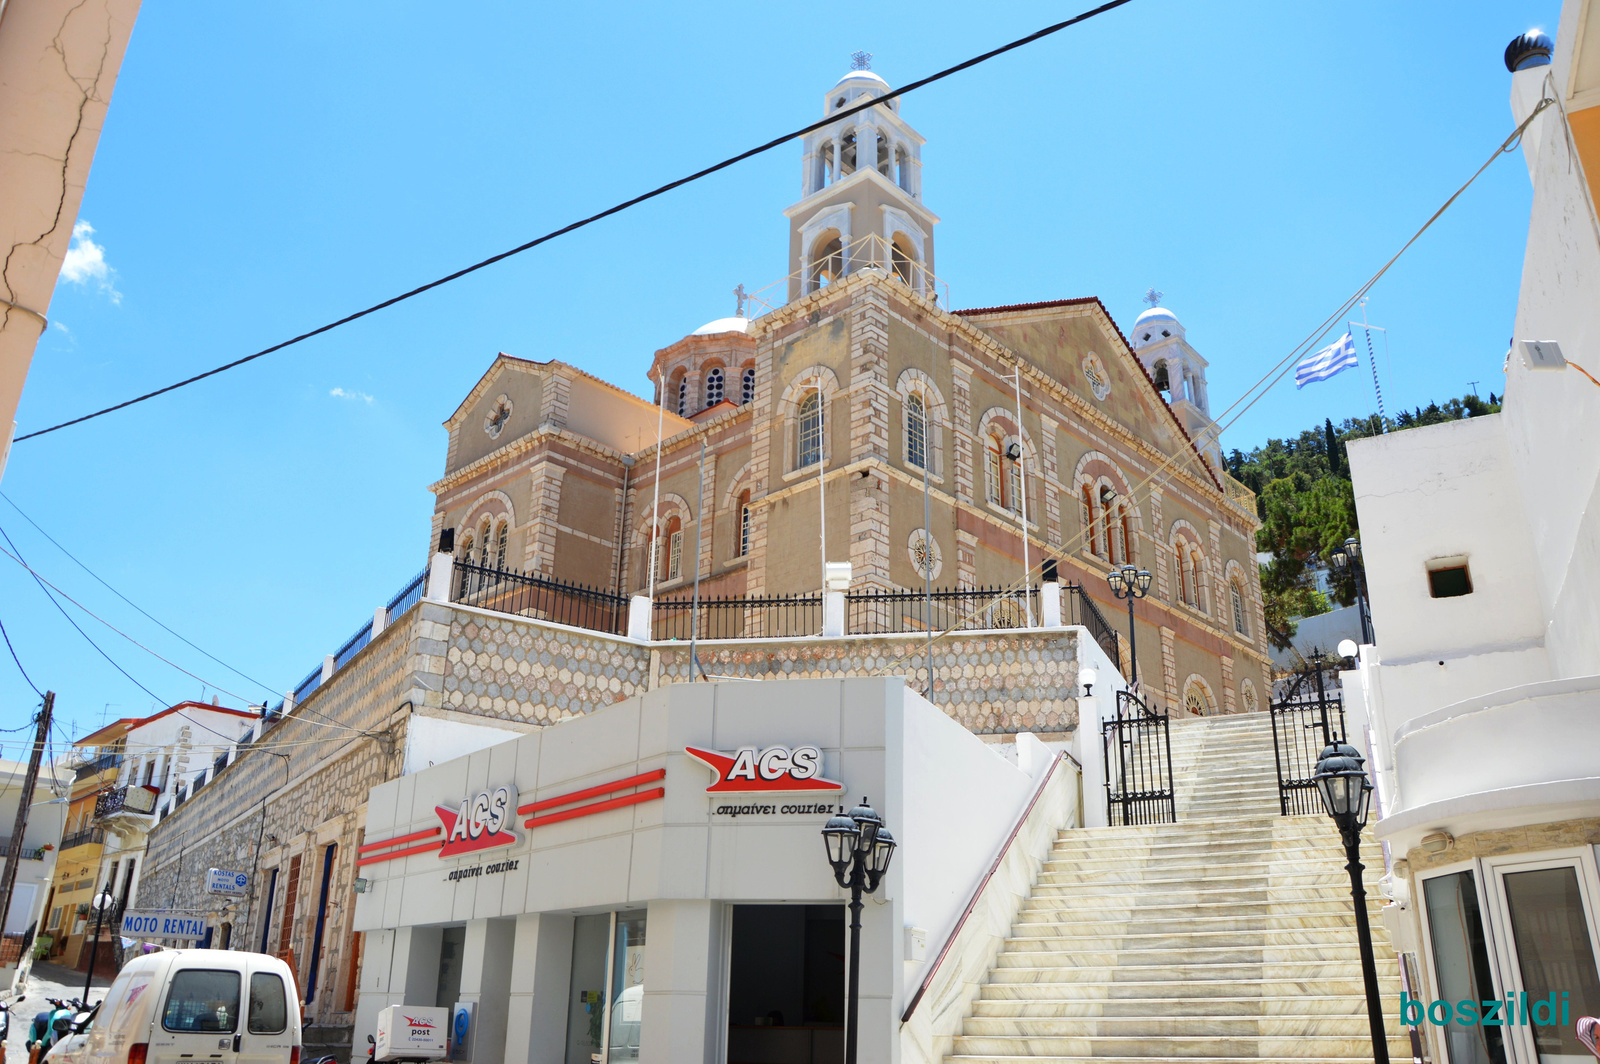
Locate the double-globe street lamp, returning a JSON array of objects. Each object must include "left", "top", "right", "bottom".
[
  {"left": 822, "top": 798, "right": 897, "bottom": 1064},
  {"left": 1329, "top": 537, "right": 1373, "bottom": 645},
  {"left": 1106, "top": 564, "right": 1152, "bottom": 696},
  {"left": 1313, "top": 742, "right": 1389, "bottom": 1064}
]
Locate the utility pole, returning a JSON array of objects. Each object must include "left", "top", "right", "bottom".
[{"left": 0, "top": 692, "right": 54, "bottom": 937}]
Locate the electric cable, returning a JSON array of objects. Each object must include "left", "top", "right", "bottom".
[
  {"left": 0, "top": 524, "right": 169, "bottom": 706},
  {"left": 866, "top": 96, "right": 1559, "bottom": 680},
  {"left": 0, "top": 611, "right": 43, "bottom": 699},
  {"left": 12, "top": 0, "right": 1135, "bottom": 443},
  {"left": 0, "top": 492, "right": 278, "bottom": 697}
]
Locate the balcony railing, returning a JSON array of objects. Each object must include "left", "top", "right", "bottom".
[
  {"left": 95, "top": 785, "right": 158, "bottom": 821},
  {"left": 60, "top": 826, "right": 105, "bottom": 850},
  {"left": 652, "top": 593, "right": 822, "bottom": 641},
  {"left": 0, "top": 838, "right": 46, "bottom": 861},
  {"left": 1223, "top": 472, "right": 1258, "bottom": 516},
  {"left": 73, "top": 753, "right": 122, "bottom": 781}
]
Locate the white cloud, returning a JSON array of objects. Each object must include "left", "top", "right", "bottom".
[
  {"left": 330, "top": 387, "right": 374, "bottom": 403},
  {"left": 52, "top": 321, "right": 70, "bottom": 336},
  {"left": 59, "top": 220, "right": 122, "bottom": 303}
]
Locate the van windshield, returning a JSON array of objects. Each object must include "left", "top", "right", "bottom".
[{"left": 162, "top": 970, "right": 241, "bottom": 1033}]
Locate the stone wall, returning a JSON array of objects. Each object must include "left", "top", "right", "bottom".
[{"left": 136, "top": 597, "right": 1087, "bottom": 1034}]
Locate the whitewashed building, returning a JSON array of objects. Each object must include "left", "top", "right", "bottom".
[{"left": 1341, "top": 9, "right": 1600, "bottom": 1063}]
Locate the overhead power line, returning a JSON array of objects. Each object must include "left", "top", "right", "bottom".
[
  {"left": 0, "top": 491, "right": 277, "bottom": 697},
  {"left": 0, "top": 612, "right": 43, "bottom": 699},
  {"left": 13, "top": 0, "right": 1134, "bottom": 443}
]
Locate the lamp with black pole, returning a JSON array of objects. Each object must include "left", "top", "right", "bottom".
[
  {"left": 821, "top": 798, "right": 896, "bottom": 1064},
  {"left": 1312, "top": 742, "right": 1389, "bottom": 1064},
  {"left": 1329, "top": 537, "right": 1373, "bottom": 645},
  {"left": 81, "top": 884, "right": 115, "bottom": 1002},
  {"left": 1106, "top": 563, "right": 1152, "bottom": 703}
]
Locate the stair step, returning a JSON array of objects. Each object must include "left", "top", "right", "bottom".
[
  {"left": 969, "top": 996, "right": 1378, "bottom": 1018},
  {"left": 948, "top": 1034, "right": 1413, "bottom": 1059},
  {"left": 978, "top": 977, "right": 1402, "bottom": 1000}
]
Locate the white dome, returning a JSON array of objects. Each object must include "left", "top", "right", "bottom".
[
  {"left": 1133, "top": 306, "right": 1179, "bottom": 329},
  {"left": 691, "top": 316, "right": 750, "bottom": 337},
  {"left": 834, "top": 70, "right": 889, "bottom": 90}
]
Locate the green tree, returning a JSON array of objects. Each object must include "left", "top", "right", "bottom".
[{"left": 1231, "top": 390, "right": 1498, "bottom": 647}]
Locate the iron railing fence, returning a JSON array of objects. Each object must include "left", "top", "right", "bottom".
[
  {"left": 386, "top": 569, "right": 427, "bottom": 619},
  {"left": 454, "top": 560, "right": 629, "bottom": 636},
  {"left": 94, "top": 785, "right": 158, "bottom": 821},
  {"left": 651, "top": 593, "right": 823, "bottom": 641},
  {"left": 1103, "top": 690, "right": 1177, "bottom": 826},
  {"left": 1064, "top": 584, "right": 1121, "bottom": 664},
  {"left": 333, "top": 619, "right": 374, "bottom": 671},
  {"left": 1270, "top": 662, "right": 1347, "bottom": 816}
]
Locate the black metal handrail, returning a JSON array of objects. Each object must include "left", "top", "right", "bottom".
[
  {"left": 1104, "top": 690, "right": 1176, "bottom": 825},
  {"left": 455, "top": 560, "right": 629, "bottom": 635},
  {"left": 652, "top": 593, "right": 823, "bottom": 641},
  {"left": 1269, "top": 662, "right": 1347, "bottom": 816},
  {"left": 1065, "top": 584, "right": 1121, "bottom": 665}
]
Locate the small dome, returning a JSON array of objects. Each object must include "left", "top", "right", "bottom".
[
  {"left": 1505, "top": 30, "right": 1553, "bottom": 72},
  {"left": 834, "top": 69, "right": 889, "bottom": 90},
  {"left": 691, "top": 316, "right": 750, "bottom": 337},
  {"left": 1133, "top": 306, "right": 1179, "bottom": 329}
]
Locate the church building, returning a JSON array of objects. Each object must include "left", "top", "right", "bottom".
[{"left": 427, "top": 57, "right": 1270, "bottom": 716}]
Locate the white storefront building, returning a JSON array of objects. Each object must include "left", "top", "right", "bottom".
[{"left": 351, "top": 677, "right": 1082, "bottom": 1064}]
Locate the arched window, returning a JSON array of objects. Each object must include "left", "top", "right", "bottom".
[
  {"left": 664, "top": 516, "right": 683, "bottom": 581},
  {"left": 1231, "top": 581, "right": 1247, "bottom": 635},
  {"left": 704, "top": 367, "right": 724, "bottom": 407},
  {"left": 1184, "top": 680, "right": 1216, "bottom": 717},
  {"left": 479, "top": 518, "right": 493, "bottom": 567},
  {"left": 1007, "top": 450, "right": 1024, "bottom": 515},
  {"left": 877, "top": 135, "right": 891, "bottom": 176},
  {"left": 895, "top": 146, "right": 910, "bottom": 189},
  {"left": 1100, "top": 488, "right": 1119, "bottom": 563},
  {"left": 1191, "top": 553, "right": 1205, "bottom": 613},
  {"left": 1081, "top": 485, "right": 1099, "bottom": 557},
  {"left": 495, "top": 521, "right": 508, "bottom": 568},
  {"left": 840, "top": 132, "right": 857, "bottom": 174},
  {"left": 741, "top": 367, "right": 756, "bottom": 405},
  {"left": 1174, "top": 543, "right": 1190, "bottom": 605},
  {"left": 738, "top": 491, "right": 752, "bottom": 557},
  {"left": 905, "top": 393, "right": 927, "bottom": 470},
  {"left": 458, "top": 532, "right": 475, "bottom": 566},
  {"left": 986, "top": 436, "right": 1006, "bottom": 507},
  {"left": 809, "top": 233, "right": 843, "bottom": 292},
  {"left": 797, "top": 391, "right": 824, "bottom": 468},
  {"left": 1120, "top": 507, "right": 1135, "bottom": 566},
  {"left": 890, "top": 234, "right": 918, "bottom": 287}
]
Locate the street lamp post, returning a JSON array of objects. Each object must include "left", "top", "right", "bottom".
[
  {"left": 1106, "top": 564, "right": 1152, "bottom": 694},
  {"left": 821, "top": 798, "right": 897, "bottom": 1064},
  {"left": 81, "top": 885, "right": 114, "bottom": 1001},
  {"left": 1330, "top": 537, "right": 1373, "bottom": 645},
  {"left": 1312, "top": 743, "right": 1389, "bottom": 1064}
]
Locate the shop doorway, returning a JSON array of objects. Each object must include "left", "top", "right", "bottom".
[
  {"left": 726, "top": 905, "right": 844, "bottom": 1064},
  {"left": 564, "top": 910, "right": 647, "bottom": 1064}
]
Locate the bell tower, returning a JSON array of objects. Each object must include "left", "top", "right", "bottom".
[
  {"left": 783, "top": 54, "right": 940, "bottom": 302},
  {"left": 1129, "top": 292, "right": 1222, "bottom": 471}
]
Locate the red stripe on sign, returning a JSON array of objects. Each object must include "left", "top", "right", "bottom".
[
  {"left": 517, "top": 769, "right": 666, "bottom": 815},
  {"left": 355, "top": 840, "right": 442, "bottom": 867},
  {"left": 523, "top": 787, "right": 665, "bottom": 830},
  {"left": 357, "top": 827, "right": 441, "bottom": 854}
]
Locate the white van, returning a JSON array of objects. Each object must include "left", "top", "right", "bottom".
[{"left": 79, "top": 951, "right": 301, "bottom": 1064}]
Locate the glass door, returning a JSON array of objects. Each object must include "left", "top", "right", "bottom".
[
  {"left": 1484, "top": 852, "right": 1600, "bottom": 1064},
  {"left": 565, "top": 911, "right": 647, "bottom": 1064},
  {"left": 1419, "top": 867, "right": 1506, "bottom": 1064}
]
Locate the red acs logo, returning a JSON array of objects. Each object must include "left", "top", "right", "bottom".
[{"left": 686, "top": 745, "right": 844, "bottom": 793}]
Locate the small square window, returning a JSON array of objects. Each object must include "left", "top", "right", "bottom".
[{"left": 1427, "top": 563, "right": 1472, "bottom": 598}]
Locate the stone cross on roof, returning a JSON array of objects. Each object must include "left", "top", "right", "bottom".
[
  {"left": 1143, "top": 287, "right": 1164, "bottom": 308},
  {"left": 734, "top": 284, "right": 748, "bottom": 317},
  {"left": 850, "top": 51, "right": 873, "bottom": 70}
]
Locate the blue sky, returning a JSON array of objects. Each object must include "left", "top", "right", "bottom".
[{"left": 0, "top": 0, "right": 1558, "bottom": 738}]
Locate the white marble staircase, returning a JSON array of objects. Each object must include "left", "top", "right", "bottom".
[{"left": 947, "top": 711, "right": 1407, "bottom": 1063}]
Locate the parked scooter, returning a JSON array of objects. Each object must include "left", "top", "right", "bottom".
[
  {"left": 43, "top": 1000, "right": 102, "bottom": 1064},
  {"left": 27, "top": 999, "right": 80, "bottom": 1064}
]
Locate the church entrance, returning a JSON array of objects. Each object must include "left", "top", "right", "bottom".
[{"left": 725, "top": 905, "right": 845, "bottom": 1064}]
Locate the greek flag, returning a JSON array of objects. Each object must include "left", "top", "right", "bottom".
[{"left": 1295, "top": 332, "right": 1359, "bottom": 388}]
